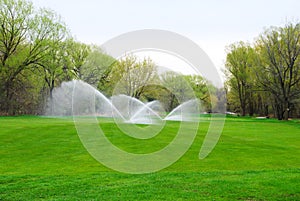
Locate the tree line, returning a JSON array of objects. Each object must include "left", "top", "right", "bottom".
[
  {"left": 225, "top": 22, "right": 300, "bottom": 120},
  {"left": 0, "top": 0, "right": 218, "bottom": 116},
  {"left": 2, "top": 0, "right": 299, "bottom": 120},
  {"left": 0, "top": 0, "right": 92, "bottom": 115}
]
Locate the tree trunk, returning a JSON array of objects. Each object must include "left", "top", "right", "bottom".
[
  {"left": 264, "top": 104, "right": 269, "bottom": 117},
  {"left": 249, "top": 99, "right": 254, "bottom": 116},
  {"left": 4, "top": 81, "right": 12, "bottom": 115},
  {"left": 278, "top": 107, "right": 284, "bottom": 120},
  {"left": 283, "top": 102, "right": 290, "bottom": 120},
  {"left": 169, "top": 93, "right": 176, "bottom": 112},
  {"left": 241, "top": 101, "right": 246, "bottom": 116},
  {"left": 49, "top": 86, "right": 54, "bottom": 115}
]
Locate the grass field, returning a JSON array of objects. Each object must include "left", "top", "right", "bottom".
[{"left": 0, "top": 116, "right": 299, "bottom": 200}]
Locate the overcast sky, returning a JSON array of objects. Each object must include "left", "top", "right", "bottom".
[{"left": 30, "top": 0, "right": 300, "bottom": 77}]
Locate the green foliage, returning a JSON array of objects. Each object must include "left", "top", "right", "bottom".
[
  {"left": 184, "top": 75, "right": 218, "bottom": 112},
  {"left": 225, "top": 22, "right": 300, "bottom": 119},
  {"left": 158, "top": 71, "right": 193, "bottom": 111},
  {"left": 79, "top": 45, "right": 115, "bottom": 95},
  {"left": 108, "top": 54, "right": 158, "bottom": 98},
  {"left": 67, "top": 39, "right": 91, "bottom": 77},
  {"left": 225, "top": 42, "right": 257, "bottom": 116},
  {"left": 257, "top": 23, "right": 300, "bottom": 119},
  {"left": 0, "top": 0, "right": 70, "bottom": 115},
  {"left": 1, "top": 0, "right": 298, "bottom": 120},
  {"left": 0, "top": 0, "right": 101, "bottom": 115}
]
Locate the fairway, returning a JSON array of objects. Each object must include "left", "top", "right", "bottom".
[{"left": 0, "top": 116, "right": 299, "bottom": 200}]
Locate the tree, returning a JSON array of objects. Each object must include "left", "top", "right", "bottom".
[
  {"left": 256, "top": 22, "right": 300, "bottom": 120},
  {"left": 184, "top": 75, "right": 212, "bottom": 111},
  {"left": 67, "top": 39, "right": 91, "bottom": 79},
  {"left": 225, "top": 42, "right": 256, "bottom": 116},
  {"left": 159, "top": 71, "right": 194, "bottom": 112},
  {"left": 79, "top": 45, "right": 115, "bottom": 95},
  {"left": 0, "top": 0, "right": 68, "bottom": 114},
  {"left": 109, "top": 54, "right": 158, "bottom": 99},
  {"left": 38, "top": 40, "right": 70, "bottom": 101}
]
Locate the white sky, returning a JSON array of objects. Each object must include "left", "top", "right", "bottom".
[{"left": 30, "top": 0, "right": 299, "bottom": 79}]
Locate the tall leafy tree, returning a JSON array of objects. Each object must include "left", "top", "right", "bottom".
[
  {"left": 225, "top": 42, "right": 256, "bottom": 116},
  {"left": 0, "top": 0, "right": 68, "bottom": 114},
  {"left": 256, "top": 22, "right": 300, "bottom": 120},
  {"left": 80, "top": 45, "right": 115, "bottom": 94},
  {"left": 159, "top": 71, "right": 194, "bottom": 111},
  {"left": 37, "top": 40, "right": 69, "bottom": 100},
  {"left": 109, "top": 54, "right": 158, "bottom": 99},
  {"left": 184, "top": 75, "right": 212, "bottom": 111},
  {"left": 67, "top": 39, "right": 91, "bottom": 79}
]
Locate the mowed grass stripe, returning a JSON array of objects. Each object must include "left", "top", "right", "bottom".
[{"left": 0, "top": 116, "right": 299, "bottom": 200}]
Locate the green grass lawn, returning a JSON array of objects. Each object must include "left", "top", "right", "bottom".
[{"left": 0, "top": 116, "right": 299, "bottom": 200}]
